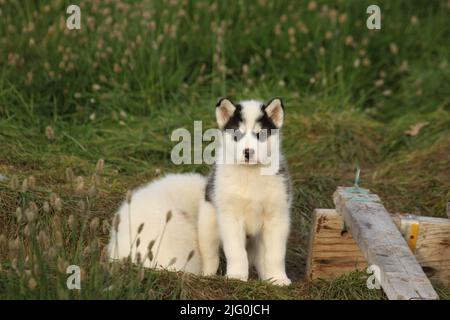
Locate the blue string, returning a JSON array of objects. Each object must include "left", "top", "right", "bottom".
[
  {"left": 341, "top": 166, "right": 373, "bottom": 202},
  {"left": 354, "top": 166, "right": 360, "bottom": 190},
  {"left": 348, "top": 196, "right": 372, "bottom": 203}
]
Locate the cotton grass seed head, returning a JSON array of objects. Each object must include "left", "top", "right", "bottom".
[
  {"left": 68, "top": 214, "right": 76, "bottom": 230},
  {"left": 166, "top": 210, "right": 172, "bottom": 223},
  {"left": 50, "top": 192, "right": 58, "bottom": 207},
  {"left": 389, "top": 42, "right": 399, "bottom": 55},
  {"left": 45, "top": 126, "right": 55, "bottom": 140},
  {"left": 148, "top": 239, "right": 155, "bottom": 252},
  {"left": 28, "top": 277, "right": 37, "bottom": 290},
  {"left": 135, "top": 252, "right": 142, "bottom": 264},
  {"left": 83, "top": 245, "right": 90, "bottom": 257},
  {"left": 399, "top": 60, "right": 409, "bottom": 72},
  {"left": 65, "top": 168, "right": 75, "bottom": 182},
  {"left": 77, "top": 199, "right": 86, "bottom": 213},
  {"left": 11, "top": 258, "right": 18, "bottom": 270},
  {"left": 374, "top": 79, "right": 384, "bottom": 87},
  {"left": 148, "top": 250, "right": 153, "bottom": 262},
  {"left": 345, "top": 35, "right": 354, "bottom": 46},
  {"left": 52, "top": 215, "right": 61, "bottom": 229},
  {"left": 54, "top": 197, "right": 62, "bottom": 212},
  {"left": 168, "top": 257, "right": 177, "bottom": 267},
  {"left": 21, "top": 178, "right": 28, "bottom": 192},
  {"left": 37, "top": 230, "right": 50, "bottom": 249},
  {"left": 95, "top": 158, "right": 105, "bottom": 173},
  {"left": 46, "top": 247, "right": 57, "bottom": 259},
  {"left": 43, "top": 201, "right": 50, "bottom": 213},
  {"left": 25, "top": 208, "right": 36, "bottom": 222},
  {"left": 308, "top": 1, "right": 317, "bottom": 11},
  {"left": 187, "top": 250, "right": 195, "bottom": 262},
  {"left": 102, "top": 220, "right": 110, "bottom": 234},
  {"left": 29, "top": 201, "right": 38, "bottom": 213},
  {"left": 90, "top": 217, "right": 100, "bottom": 232},
  {"left": 10, "top": 175, "right": 19, "bottom": 190},
  {"left": 113, "top": 215, "right": 121, "bottom": 232},
  {"left": 15, "top": 207, "right": 23, "bottom": 222},
  {"left": 28, "top": 175, "right": 36, "bottom": 189},
  {"left": 147, "top": 240, "right": 155, "bottom": 261},
  {"left": 55, "top": 231, "right": 63, "bottom": 247},
  {"left": 125, "top": 190, "right": 133, "bottom": 204},
  {"left": 23, "top": 225, "right": 31, "bottom": 237},
  {"left": 88, "top": 185, "right": 97, "bottom": 197},
  {"left": 75, "top": 176, "right": 84, "bottom": 194}
]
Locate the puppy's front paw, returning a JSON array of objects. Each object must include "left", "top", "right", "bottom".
[
  {"left": 226, "top": 273, "right": 248, "bottom": 282},
  {"left": 267, "top": 277, "right": 291, "bottom": 286},
  {"left": 202, "top": 257, "right": 219, "bottom": 276},
  {"left": 202, "top": 264, "right": 219, "bottom": 277},
  {"left": 202, "top": 270, "right": 217, "bottom": 277}
]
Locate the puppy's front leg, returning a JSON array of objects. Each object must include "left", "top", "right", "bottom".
[
  {"left": 262, "top": 211, "right": 291, "bottom": 286},
  {"left": 219, "top": 212, "right": 248, "bottom": 281},
  {"left": 198, "top": 200, "right": 220, "bottom": 276}
]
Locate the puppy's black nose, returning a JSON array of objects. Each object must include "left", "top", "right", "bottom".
[{"left": 244, "top": 148, "right": 255, "bottom": 160}]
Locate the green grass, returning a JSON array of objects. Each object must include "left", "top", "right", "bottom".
[{"left": 0, "top": 0, "right": 449, "bottom": 299}]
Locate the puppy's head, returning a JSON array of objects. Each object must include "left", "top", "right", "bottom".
[{"left": 215, "top": 97, "right": 284, "bottom": 166}]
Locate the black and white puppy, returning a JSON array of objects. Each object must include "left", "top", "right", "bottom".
[{"left": 198, "top": 98, "right": 292, "bottom": 285}]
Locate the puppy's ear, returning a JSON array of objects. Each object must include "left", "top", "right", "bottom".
[
  {"left": 264, "top": 98, "right": 284, "bottom": 128},
  {"left": 216, "top": 98, "right": 236, "bottom": 129}
]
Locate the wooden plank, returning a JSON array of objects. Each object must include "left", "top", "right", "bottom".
[
  {"left": 307, "top": 209, "right": 450, "bottom": 289},
  {"left": 394, "top": 214, "right": 450, "bottom": 288},
  {"left": 333, "top": 187, "right": 439, "bottom": 300},
  {"left": 306, "top": 209, "right": 367, "bottom": 280}
]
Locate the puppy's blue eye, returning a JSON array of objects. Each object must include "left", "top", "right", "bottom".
[
  {"left": 255, "top": 130, "right": 268, "bottom": 141},
  {"left": 233, "top": 130, "right": 244, "bottom": 141}
]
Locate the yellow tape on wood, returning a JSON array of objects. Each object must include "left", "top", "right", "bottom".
[{"left": 400, "top": 216, "right": 420, "bottom": 252}]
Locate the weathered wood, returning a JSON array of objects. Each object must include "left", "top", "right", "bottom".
[
  {"left": 306, "top": 209, "right": 367, "bottom": 280},
  {"left": 394, "top": 214, "right": 450, "bottom": 288},
  {"left": 307, "top": 209, "right": 450, "bottom": 289},
  {"left": 333, "top": 187, "right": 439, "bottom": 300}
]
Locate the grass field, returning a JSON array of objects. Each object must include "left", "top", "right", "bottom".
[{"left": 0, "top": 0, "right": 449, "bottom": 299}]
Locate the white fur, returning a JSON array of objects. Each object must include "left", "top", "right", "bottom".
[
  {"left": 199, "top": 99, "right": 291, "bottom": 286},
  {"left": 218, "top": 100, "right": 279, "bottom": 167},
  {"left": 108, "top": 173, "right": 206, "bottom": 274}
]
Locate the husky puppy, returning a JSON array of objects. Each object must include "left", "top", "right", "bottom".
[
  {"left": 108, "top": 173, "right": 206, "bottom": 275},
  {"left": 198, "top": 98, "right": 292, "bottom": 285}
]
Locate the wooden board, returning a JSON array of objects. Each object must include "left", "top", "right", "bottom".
[
  {"left": 306, "top": 209, "right": 367, "bottom": 280},
  {"left": 333, "top": 187, "right": 439, "bottom": 300},
  {"left": 396, "top": 215, "right": 450, "bottom": 288},
  {"left": 307, "top": 209, "right": 450, "bottom": 290}
]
